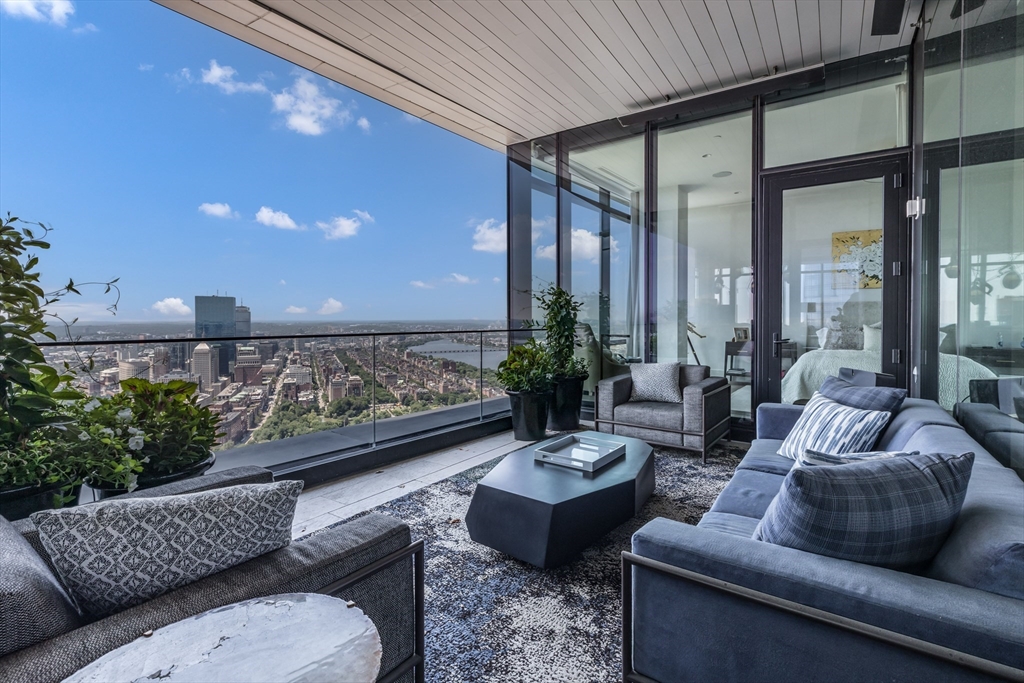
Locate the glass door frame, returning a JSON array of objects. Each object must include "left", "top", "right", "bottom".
[{"left": 756, "top": 154, "right": 912, "bottom": 408}]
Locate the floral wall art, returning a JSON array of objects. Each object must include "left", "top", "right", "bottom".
[{"left": 832, "top": 229, "right": 883, "bottom": 289}]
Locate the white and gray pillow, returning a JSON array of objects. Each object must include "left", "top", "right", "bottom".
[
  {"left": 779, "top": 393, "right": 891, "bottom": 461},
  {"left": 797, "top": 449, "right": 918, "bottom": 468},
  {"left": 629, "top": 363, "right": 683, "bottom": 403},
  {"left": 30, "top": 480, "right": 302, "bottom": 618}
]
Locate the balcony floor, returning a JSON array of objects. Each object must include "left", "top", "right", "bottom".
[{"left": 292, "top": 430, "right": 530, "bottom": 537}]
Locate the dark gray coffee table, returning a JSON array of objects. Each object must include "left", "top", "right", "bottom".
[{"left": 466, "top": 431, "right": 654, "bottom": 568}]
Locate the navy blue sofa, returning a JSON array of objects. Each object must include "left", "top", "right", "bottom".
[{"left": 626, "top": 398, "right": 1024, "bottom": 683}]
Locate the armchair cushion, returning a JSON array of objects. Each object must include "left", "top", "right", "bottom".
[
  {"left": 31, "top": 481, "right": 302, "bottom": 618},
  {"left": 629, "top": 363, "right": 684, "bottom": 403},
  {"left": 615, "top": 401, "right": 685, "bottom": 433},
  {"left": 0, "top": 516, "right": 81, "bottom": 658}
]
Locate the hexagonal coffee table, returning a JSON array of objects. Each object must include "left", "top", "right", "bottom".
[{"left": 466, "top": 431, "right": 654, "bottom": 568}]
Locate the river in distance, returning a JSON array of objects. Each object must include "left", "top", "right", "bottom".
[{"left": 407, "top": 340, "right": 506, "bottom": 370}]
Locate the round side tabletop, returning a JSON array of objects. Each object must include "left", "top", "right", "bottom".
[{"left": 64, "top": 593, "right": 381, "bottom": 683}]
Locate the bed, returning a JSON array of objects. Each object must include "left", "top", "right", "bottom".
[{"left": 781, "top": 349, "right": 997, "bottom": 411}]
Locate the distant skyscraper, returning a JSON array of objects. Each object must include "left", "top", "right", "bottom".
[
  {"left": 234, "top": 305, "right": 251, "bottom": 340},
  {"left": 195, "top": 295, "right": 235, "bottom": 376},
  {"left": 149, "top": 347, "right": 170, "bottom": 382},
  {"left": 118, "top": 359, "right": 150, "bottom": 382},
  {"left": 192, "top": 342, "right": 217, "bottom": 392}
]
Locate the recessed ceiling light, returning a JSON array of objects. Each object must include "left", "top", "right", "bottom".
[
  {"left": 702, "top": 153, "right": 711, "bottom": 158},
  {"left": 714, "top": 135, "right": 722, "bottom": 139},
  {"left": 734, "top": 191, "right": 740, "bottom": 195},
  {"left": 713, "top": 171, "right": 732, "bottom": 178}
]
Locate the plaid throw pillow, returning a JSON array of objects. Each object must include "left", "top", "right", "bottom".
[
  {"left": 797, "top": 449, "right": 918, "bottom": 468},
  {"left": 629, "top": 363, "right": 683, "bottom": 403},
  {"left": 779, "top": 393, "right": 891, "bottom": 461},
  {"left": 819, "top": 375, "right": 907, "bottom": 414},
  {"left": 31, "top": 481, "right": 302, "bottom": 617},
  {"left": 754, "top": 451, "right": 974, "bottom": 568}
]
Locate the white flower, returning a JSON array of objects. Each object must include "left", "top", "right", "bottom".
[
  {"left": 83, "top": 399, "right": 100, "bottom": 413},
  {"left": 116, "top": 408, "right": 133, "bottom": 422},
  {"left": 127, "top": 474, "right": 139, "bottom": 493},
  {"left": 77, "top": 431, "right": 90, "bottom": 442},
  {"left": 127, "top": 427, "right": 142, "bottom": 436},
  {"left": 128, "top": 435, "right": 145, "bottom": 451},
  {"left": 141, "top": 456, "right": 151, "bottom": 463},
  {"left": 99, "top": 427, "right": 115, "bottom": 437}
]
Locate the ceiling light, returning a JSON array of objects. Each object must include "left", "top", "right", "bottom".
[
  {"left": 713, "top": 171, "right": 732, "bottom": 178},
  {"left": 702, "top": 154, "right": 711, "bottom": 158}
]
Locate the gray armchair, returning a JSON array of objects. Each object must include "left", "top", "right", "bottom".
[
  {"left": 595, "top": 363, "right": 730, "bottom": 464},
  {"left": 1, "top": 467, "right": 423, "bottom": 683}
]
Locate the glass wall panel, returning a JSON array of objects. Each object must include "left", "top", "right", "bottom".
[
  {"left": 765, "top": 68, "right": 908, "bottom": 167},
  {"left": 656, "top": 110, "right": 753, "bottom": 418},
  {"left": 562, "top": 128, "right": 645, "bottom": 407},
  {"left": 509, "top": 136, "right": 558, "bottom": 328}
]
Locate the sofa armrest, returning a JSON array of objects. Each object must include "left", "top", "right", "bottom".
[
  {"left": 597, "top": 374, "right": 633, "bottom": 422},
  {"left": 682, "top": 377, "right": 730, "bottom": 433},
  {"left": 0, "top": 513, "right": 416, "bottom": 683},
  {"left": 756, "top": 402, "right": 805, "bottom": 440},
  {"left": 628, "top": 518, "right": 1023, "bottom": 682}
]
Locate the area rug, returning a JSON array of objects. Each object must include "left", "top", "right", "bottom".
[{"left": 314, "top": 441, "right": 747, "bottom": 683}]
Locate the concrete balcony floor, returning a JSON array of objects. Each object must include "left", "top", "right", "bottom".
[{"left": 291, "top": 430, "right": 530, "bottom": 537}]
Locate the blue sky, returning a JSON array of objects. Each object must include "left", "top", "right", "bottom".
[{"left": 0, "top": 0, "right": 508, "bottom": 323}]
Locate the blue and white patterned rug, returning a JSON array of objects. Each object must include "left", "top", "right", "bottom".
[{"left": 316, "top": 441, "right": 746, "bottom": 683}]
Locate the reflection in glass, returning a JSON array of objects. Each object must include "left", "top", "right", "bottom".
[
  {"left": 779, "top": 179, "right": 885, "bottom": 404},
  {"left": 656, "top": 110, "right": 753, "bottom": 418}
]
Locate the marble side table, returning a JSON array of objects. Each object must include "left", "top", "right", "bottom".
[{"left": 64, "top": 593, "right": 381, "bottom": 683}]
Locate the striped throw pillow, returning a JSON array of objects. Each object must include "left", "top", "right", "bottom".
[
  {"left": 754, "top": 452, "right": 975, "bottom": 568},
  {"left": 797, "top": 449, "right": 918, "bottom": 468},
  {"left": 779, "top": 393, "right": 891, "bottom": 461}
]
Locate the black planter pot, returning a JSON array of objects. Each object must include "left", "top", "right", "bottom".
[
  {"left": 507, "top": 390, "right": 552, "bottom": 441},
  {"left": 547, "top": 375, "right": 587, "bottom": 431},
  {"left": 92, "top": 453, "right": 216, "bottom": 501},
  {"left": 0, "top": 481, "right": 79, "bottom": 521}
]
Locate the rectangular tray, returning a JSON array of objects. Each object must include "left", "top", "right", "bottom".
[{"left": 534, "top": 434, "right": 626, "bottom": 473}]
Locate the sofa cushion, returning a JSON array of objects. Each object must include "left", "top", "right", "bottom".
[
  {"left": 983, "top": 431, "right": 1024, "bottom": 480},
  {"left": 31, "top": 481, "right": 302, "bottom": 618},
  {"left": 926, "top": 435, "right": 1024, "bottom": 600},
  {"left": 736, "top": 440, "right": 793, "bottom": 476},
  {"left": 796, "top": 449, "right": 917, "bottom": 468},
  {"left": 819, "top": 375, "right": 907, "bottom": 415},
  {"left": 629, "top": 363, "right": 684, "bottom": 403},
  {"left": 779, "top": 393, "right": 891, "bottom": 460},
  {"left": 708, "top": 468, "right": 786, "bottom": 520},
  {"left": 696, "top": 511, "right": 760, "bottom": 538},
  {"left": 876, "top": 398, "right": 961, "bottom": 451},
  {"left": 0, "top": 515, "right": 81, "bottom": 657},
  {"left": 615, "top": 401, "right": 684, "bottom": 432},
  {"left": 754, "top": 452, "right": 975, "bottom": 568}
]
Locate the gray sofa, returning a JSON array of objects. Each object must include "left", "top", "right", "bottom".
[
  {"left": 0, "top": 466, "right": 422, "bottom": 683},
  {"left": 956, "top": 401, "right": 1024, "bottom": 481},
  {"left": 596, "top": 364, "right": 731, "bottom": 463},
  {"left": 625, "top": 398, "right": 1024, "bottom": 682}
]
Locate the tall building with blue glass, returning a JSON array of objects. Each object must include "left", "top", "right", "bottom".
[{"left": 195, "top": 295, "right": 235, "bottom": 376}]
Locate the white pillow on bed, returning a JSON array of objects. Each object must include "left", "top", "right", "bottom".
[{"left": 863, "top": 324, "right": 882, "bottom": 352}]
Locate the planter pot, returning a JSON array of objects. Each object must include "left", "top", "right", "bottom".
[
  {"left": 507, "top": 390, "right": 552, "bottom": 441},
  {"left": 547, "top": 375, "right": 587, "bottom": 431},
  {"left": 92, "top": 453, "right": 216, "bottom": 501},
  {"left": 0, "top": 481, "right": 80, "bottom": 521}
]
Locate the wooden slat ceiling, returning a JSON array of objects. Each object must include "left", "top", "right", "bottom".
[{"left": 154, "top": 0, "right": 938, "bottom": 151}]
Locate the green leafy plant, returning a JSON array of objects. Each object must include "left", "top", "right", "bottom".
[
  {"left": 55, "top": 399, "right": 143, "bottom": 492},
  {"left": 533, "top": 285, "right": 589, "bottom": 379},
  {"left": 495, "top": 339, "right": 554, "bottom": 394},
  {"left": 112, "top": 379, "right": 222, "bottom": 477}
]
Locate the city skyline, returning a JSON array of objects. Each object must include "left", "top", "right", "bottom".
[{"left": 0, "top": 0, "right": 508, "bottom": 324}]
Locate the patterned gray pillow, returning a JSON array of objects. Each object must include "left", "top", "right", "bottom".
[
  {"left": 630, "top": 363, "right": 683, "bottom": 403},
  {"left": 30, "top": 480, "right": 302, "bottom": 618}
]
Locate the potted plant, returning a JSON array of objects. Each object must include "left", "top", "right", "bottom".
[
  {"left": 82, "top": 378, "right": 221, "bottom": 498},
  {"left": 535, "top": 286, "right": 590, "bottom": 431},
  {"left": 495, "top": 338, "right": 554, "bottom": 441}
]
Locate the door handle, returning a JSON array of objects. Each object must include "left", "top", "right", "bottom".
[{"left": 772, "top": 332, "right": 791, "bottom": 358}]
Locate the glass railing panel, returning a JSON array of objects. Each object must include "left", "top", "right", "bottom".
[{"left": 481, "top": 331, "right": 511, "bottom": 419}]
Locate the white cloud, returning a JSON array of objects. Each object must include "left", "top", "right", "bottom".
[
  {"left": 447, "top": 273, "right": 477, "bottom": 285},
  {"left": 410, "top": 280, "right": 434, "bottom": 289},
  {"left": 532, "top": 216, "right": 554, "bottom": 243},
  {"left": 151, "top": 297, "right": 191, "bottom": 316},
  {"left": 316, "top": 210, "right": 372, "bottom": 240},
  {"left": 272, "top": 75, "right": 351, "bottom": 135},
  {"left": 198, "top": 202, "right": 238, "bottom": 219},
  {"left": 200, "top": 59, "right": 267, "bottom": 95},
  {"left": 172, "top": 67, "right": 193, "bottom": 87},
  {"left": 493, "top": 277, "right": 501, "bottom": 283},
  {"left": 278, "top": 279, "right": 287, "bottom": 286},
  {"left": 71, "top": 21, "right": 95, "bottom": 33},
  {"left": 256, "top": 206, "right": 302, "bottom": 230},
  {"left": 356, "top": 116, "right": 370, "bottom": 133},
  {"left": 535, "top": 228, "right": 618, "bottom": 264},
  {"left": 472, "top": 218, "right": 506, "bottom": 254},
  {"left": 402, "top": 113, "right": 421, "bottom": 124},
  {"left": 317, "top": 298, "right": 345, "bottom": 315},
  {"left": 138, "top": 63, "right": 154, "bottom": 72},
  {"left": 284, "top": 305, "right": 307, "bottom": 315},
  {"left": 0, "top": 0, "right": 74, "bottom": 26}
]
